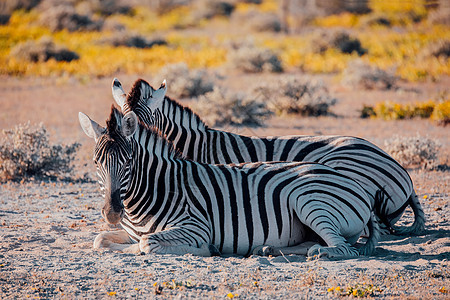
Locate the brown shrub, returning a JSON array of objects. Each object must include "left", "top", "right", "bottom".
[
  {"left": 246, "top": 12, "right": 282, "bottom": 32},
  {"left": 156, "top": 63, "right": 214, "bottom": 98},
  {"left": 0, "top": 122, "right": 80, "bottom": 182},
  {"left": 10, "top": 37, "right": 79, "bottom": 62},
  {"left": 384, "top": 134, "right": 441, "bottom": 170},
  {"left": 193, "top": 87, "right": 272, "bottom": 127},
  {"left": 39, "top": 4, "right": 103, "bottom": 32},
  {"left": 252, "top": 76, "right": 337, "bottom": 116},
  {"left": 0, "top": 0, "right": 41, "bottom": 14},
  {"left": 312, "top": 30, "right": 366, "bottom": 56},
  {"left": 427, "top": 8, "right": 450, "bottom": 26},
  {"left": 421, "top": 40, "right": 450, "bottom": 59},
  {"left": 228, "top": 46, "right": 283, "bottom": 73},
  {"left": 192, "top": 0, "right": 236, "bottom": 19},
  {"left": 342, "top": 60, "right": 397, "bottom": 90},
  {"left": 98, "top": 32, "right": 167, "bottom": 48}
]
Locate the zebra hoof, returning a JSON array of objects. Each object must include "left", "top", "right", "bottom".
[
  {"left": 93, "top": 233, "right": 110, "bottom": 249},
  {"left": 209, "top": 244, "right": 221, "bottom": 256},
  {"left": 253, "top": 245, "right": 275, "bottom": 256},
  {"left": 307, "top": 244, "right": 329, "bottom": 260}
]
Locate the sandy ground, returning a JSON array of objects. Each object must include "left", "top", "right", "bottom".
[
  {"left": 0, "top": 74, "right": 449, "bottom": 298},
  {"left": 0, "top": 176, "right": 448, "bottom": 299}
]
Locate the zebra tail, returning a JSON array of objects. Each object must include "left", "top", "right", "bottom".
[
  {"left": 358, "top": 211, "right": 381, "bottom": 256},
  {"left": 392, "top": 190, "right": 426, "bottom": 235}
]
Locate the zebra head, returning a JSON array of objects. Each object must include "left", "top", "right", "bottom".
[
  {"left": 79, "top": 107, "right": 138, "bottom": 225},
  {"left": 112, "top": 78, "right": 166, "bottom": 126}
]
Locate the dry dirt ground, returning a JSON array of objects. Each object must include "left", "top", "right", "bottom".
[{"left": 0, "top": 74, "right": 449, "bottom": 299}]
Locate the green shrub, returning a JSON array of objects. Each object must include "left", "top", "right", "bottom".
[
  {"left": 193, "top": 87, "right": 272, "bottom": 127},
  {"left": 0, "top": 122, "right": 80, "bottom": 182}
]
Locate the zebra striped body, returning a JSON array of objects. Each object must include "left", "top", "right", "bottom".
[
  {"left": 112, "top": 78, "right": 425, "bottom": 235},
  {"left": 79, "top": 107, "right": 379, "bottom": 258}
]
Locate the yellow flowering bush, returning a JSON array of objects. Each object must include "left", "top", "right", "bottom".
[
  {"left": 0, "top": 3, "right": 448, "bottom": 81},
  {"left": 361, "top": 100, "right": 449, "bottom": 126}
]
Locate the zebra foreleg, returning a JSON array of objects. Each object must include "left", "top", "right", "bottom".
[
  {"left": 252, "top": 241, "right": 317, "bottom": 257},
  {"left": 138, "top": 228, "right": 212, "bottom": 256},
  {"left": 307, "top": 243, "right": 359, "bottom": 260},
  {"left": 93, "top": 230, "right": 138, "bottom": 252}
]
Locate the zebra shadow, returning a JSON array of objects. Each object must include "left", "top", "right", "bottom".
[{"left": 370, "top": 229, "right": 450, "bottom": 262}]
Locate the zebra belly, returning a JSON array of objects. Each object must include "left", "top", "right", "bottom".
[{"left": 215, "top": 210, "right": 308, "bottom": 256}]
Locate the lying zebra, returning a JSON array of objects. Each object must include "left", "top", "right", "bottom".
[
  {"left": 111, "top": 78, "right": 425, "bottom": 236},
  {"left": 79, "top": 106, "right": 380, "bottom": 259}
]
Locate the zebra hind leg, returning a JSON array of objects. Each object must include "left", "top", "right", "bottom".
[
  {"left": 358, "top": 212, "right": 380, "bottom": 256},
  {"left": 392, "top": 190, "right": 426, "bottom": 235}
]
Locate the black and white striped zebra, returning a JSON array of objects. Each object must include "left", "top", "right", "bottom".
[
  {"left": 111, "top": 78, "right": 425, "bottom": 235},
  {"left": 78, "top": 107, "right": 380, "bottom": 259}
]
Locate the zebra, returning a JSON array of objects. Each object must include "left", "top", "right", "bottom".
[
  {"left": 79, "top": 106, "right": 380, "bottom": 259},
  {"left": 111, "top": 78, "right": 425, "bottom": 236}
]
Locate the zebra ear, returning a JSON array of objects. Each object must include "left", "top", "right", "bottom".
[
  {"left": 121, "top": 111, "right": 138, "bottom": 137},
  {"left": 78, "top": 112, "right": 104, "bottom": 141},
  {"left": 152, "top": 79, "right": 167, "bottom": 103},
  {"left": 112, "top": 78, "right": 126, "bottom": 110}
]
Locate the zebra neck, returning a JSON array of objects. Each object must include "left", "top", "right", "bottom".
[
  {"left": 156, "top": 97, "right": 208, "bottom": 161},
  {"left": 122, "top": 128, "right": 185, "bottom": 228},
  {"left": 204, "top": 129, "right": 265, "bottom": 164}
]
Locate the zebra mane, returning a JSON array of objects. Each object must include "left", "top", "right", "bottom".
[
  {"left": 105, "top": 105, "right": 126, "bottom": 143},
  {"left": 126, "top": 78, "right": 208, "bottom": 130},
  {"left": 106, "top": 105, "right": 183, "bottom": 159}
]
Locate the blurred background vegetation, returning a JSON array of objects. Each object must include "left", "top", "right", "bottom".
[
  {"left": 0, "top": 0, "right": 448, "bottom": 82},
  {"left": 0, "top": 0, "right": 448, "bottom": 180}
]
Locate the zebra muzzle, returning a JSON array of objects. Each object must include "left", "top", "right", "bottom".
[{"left": 102, "top": 189, "right": 124, "bottom": 225}]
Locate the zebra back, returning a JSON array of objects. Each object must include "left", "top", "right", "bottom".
[{"left": 112, "top": 78, "right": 423, "bottom": 235}]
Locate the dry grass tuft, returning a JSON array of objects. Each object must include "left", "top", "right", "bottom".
[
  {"left": 193, "top": 87, "right": 272, "bottom": 127},
  {"left": 384, "top": 134, "right": 441, "bottom": 170},
  {"left": 0, "top": 122, "right": 80, "bottom": 182},
  {"left": 342, "top": 59, "right": 397, "bottom": 90},
  {"left": 10, "top": 36, "right": 79, "bottom": 63},
  {"left": 156, "top": 63, "right": 214, "bottom": 98},
  {"left": 253, "top": 76, "right": 337, "bottom": 116}
]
